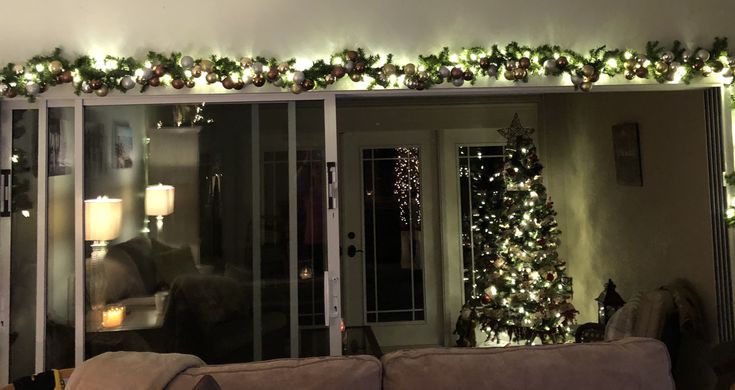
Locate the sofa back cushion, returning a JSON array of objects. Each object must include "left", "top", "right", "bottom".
[
  {"left": 381, "top": 337, "right": 674, "bottom": 390},
  {"left": 166, "top": 355, "right": 381, "bottom": 390}
]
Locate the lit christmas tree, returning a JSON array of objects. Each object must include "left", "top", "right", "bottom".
[{"left": 472, "top": 114, "right": 576, "bottom": 345}]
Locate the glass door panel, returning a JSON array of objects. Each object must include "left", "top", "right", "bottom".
[
  {"left": 8, "top": 109, "right": 39, "bottom": 381},
  {"left": 82, "top": 101, "right": 331, "bottom": 363}
]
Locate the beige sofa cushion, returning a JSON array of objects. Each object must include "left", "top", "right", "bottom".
[
  {"left": 382, "top": 337, "right": 674, "bottom": 390},
  {"left": 166, "top": 355, "right": 381, "bottom": 390}
]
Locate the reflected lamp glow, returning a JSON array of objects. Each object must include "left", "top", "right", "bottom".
[
  {"left": 145, "top": 184, "right": 175, "bottom": 232},
  {"left": 84, "top": 196, "right": 123, "bottom": 261}
]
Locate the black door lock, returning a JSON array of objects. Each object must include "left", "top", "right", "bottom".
[{"left": 347, "top": 245, "right": 363, "bottom": 258}]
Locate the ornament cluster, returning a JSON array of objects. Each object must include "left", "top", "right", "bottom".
[{"left": 0, "top": 39, "right": 734, "bottom": 100}]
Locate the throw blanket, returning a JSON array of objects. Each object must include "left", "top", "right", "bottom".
[{"left": 65, "top": 352, "right": 204, "bottom": 390}]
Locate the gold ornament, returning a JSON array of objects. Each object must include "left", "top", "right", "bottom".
[
  {"left": 382, "top": 63, "right": 396, "bottom": 76},
  {"left": 13, "top": 64, "right": 25, "bottom": 75},
  {"left": 205, "top": 72, "right": 219, "bottom": 84},
  {"left": 277, "top": 62, "right": 290, "bottom": 74},
  {"left": 513, "top": 67, "right": 526, "bottom": 80},
  {"left": 240, "top": 57, "right": 253, "bottom": 68},
  {"left": 200, "top": 59, "right": 214, "bottom": 73},
  {"left": 654, "top": 61, "right": 669, "bottom": 73},
  {"left": 94, "top": 85, "right": 109, "bottom": 97},
  {"left": 403, "top": 63, "right": 416, "bottom": 76},
  {"left": 581, "top": 64, "right": 595, "bottom": 77},
  {"left": 290, "top": 83, "right": 303, "bottom": 94},
  {"left": 580, "top": 81, "right": 592, "bottom": 92},
  {"left": 504, "top": 69, "right": 515, "bottom": 80},
  {"left": 191, "top": 65, "right": 202, "bottom": 78},
  {"left": 48, "top": 60, "right": 63, "bottom": 75}
]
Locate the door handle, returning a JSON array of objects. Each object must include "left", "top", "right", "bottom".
[{"left": 347, "top": 245, "right": 363, "bottom": 258}]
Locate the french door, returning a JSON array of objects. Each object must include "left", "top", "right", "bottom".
[{"left": 0, "top": 95, "right": 342, "bottom": 383}]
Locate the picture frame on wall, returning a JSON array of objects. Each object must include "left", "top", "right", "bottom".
[
  {"left": 612, "top": 122, "right": 643, "bottom": 186},
  {"left": 113, "top": 122, "right": 134, "bottom": 169}
]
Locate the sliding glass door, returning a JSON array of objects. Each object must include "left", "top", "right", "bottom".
[{"left": 0, "top": 96, "right": 341, "bottom": 382}]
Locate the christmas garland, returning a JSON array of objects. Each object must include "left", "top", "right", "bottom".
[{"left": 1, "top": 38, "right": 734, "bottom": 101}]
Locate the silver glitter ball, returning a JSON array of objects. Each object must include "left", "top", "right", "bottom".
[
  {"left": 344, "top": 60, "right": 354, "bottom": 73},
  {"left": 292, "top": 71, "right": 305, "bottom": 84},
  {"left": 695, "top": 49, "right": 710, "bottom": 62},
  {"left": 681, "top": 49, "right": 692, "bottom": 63},
  {"left": 180, "top": 56, "right": 194, "bottom": 69},
  {"left": 438, "top": 66, "right": 450, "bottom": 78},
  {"left": 142, "top": 68, "right": 153, "bottom": 80},
  {"left": 660, "top": 51, "right": 674, "bottom": 63},
  {"left": 252, "top": 62, "right": 264, "bottom": 74},
  {"left": 120, "top": 76, "right": 136, "bottom": 90},
  {"left": 486, "top": 64, "right": 498, "bottom": 77},
  {"left": 543, "top": 59, "right": 558, "bottom": 73},
  {"left": 452, "top": 78, "right": 464, "bottom": 87},
  {"left": 81, "top": 82, "right": 93, "bottom": 93},
  {"left": 26, "top": 83, "right": 40, "bottom": 96}
]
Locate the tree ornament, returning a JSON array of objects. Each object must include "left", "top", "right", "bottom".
[
  {"left": 290, "top": 83, "right": 303, "bottom": 94},
  {"left": 437, "top": 65, "right": 450, "bottom": 78},
  {"left": 221, "top": 77, "right": 235, "bottom": 89},
  {"left": 712, "top": 61, "right": 725, "bottom": 73},
  {"left": 354, "top": 62, "right": 366, "bottom": 73},
  {"left": 727, "top": 57, "right": 735, "bottom": 67},
  {"left": 186, "top": 80, "right": 196, "bottom": 88},
  {"left": 487, "top": 64, "right": 499, "bottom": 77},
  {"left": 142, "top": 68, "right": 154, "bottom": 80},
  {"left": 94, "top": 85, "right": 109, "bottom": 97},
  {"left": 463, "top": 70, "right": 474, "bottom": 81},
  {"left": 233, "top": 80, "right": 244, "bottom": 90},
  {"left": 205, "top": 72, "right": 218, "bottom": 84},
  {"left": 13, "top": 64, "right": 25, "bottom": 75},
  {"left": 450, "top": 67, "right": 463, "bottom": 79},
  {"left": 153, "top": 65, "right": 166, "bottom": 77},
  {"left": 48, "top": 60, "right": 63, "bottom": 75},
  {"left": 660, "top": 51, "right": 674, "bottom": 63},
  {"left": 25, "top": 83, "right": 40, "bottom": 96},
  {"left": 664, "top": 70, "right": 676, "bottom": 82},
  {"left": 581, "top": 64, "right": 595, "bottom": 77},
  {"left": 302, "top": 79, "right": 315, "bottom": 90},
  {"left": 383, "top": 63, "right": 397, "bottom": 76},
  {"left": 519, "top": 57, "right": 531, "bottom": 69},
  {"left": 417, "top": 71, "right": 429, "bottom": 82},
  {"left": 479, "top": 57, "right": 491, "bottom": 70},
  {"left": 4, "top": 88, "right": 17, "bottom": 98},
  {"left": 325, "top": 74, "right": 336, "bottom": 85},
  {"left": 404, "top": 63, "right": 416, "bottom": 76},
  {"left": 570, "top": 74, "right": 582, "bottom": 87},
  {"left": 180, "top": 56, "right": 194, "bottom": 69},
  {"left": 504, "top": 69, "right": 515, "bottom": 80},
  {"left": 272, "top": 78, "right": 284, "bottom": 87},
  {"left": 589, "top": 72, "right": 600, "bottom": 82},
  {"left": 655, "top": 61, "right": 669, "bottom": 73},
  {"left": 543, "top": 59, "right": 557, "bottom": 74},
  {"left": 266, "top": 67, "right": 279, "bottom": 82},
  {"left": 332, "top": 66, "right": 346, "bottom": 79},
  {"left": 624, "top": 58, "right": 638, "bottom": 70},
  {"left": 252, "top": 62, "right": 264, "bottom": 74},
  {"left": 345, "top": 50, "right": 358, "bottom": 61},
  {"left": 636, "top": 55, "right": 648, "bottom": 65},
  {"left": 252, "top": 74, "right": 265, "bottom": 87},
  {"left": 344, "top": 60, "right": 354, "bottom": 73},
  {"left": 555, "top": 56, "right": 568, "bottom": 69},
  {"left": 481, "top": 293, "right": 492, "bottom": 304},
  {"left": 89, "top": 79, "right": 103, "bottom": 90},
  {"left": 59, "top": 71, "right": 73, "bottom": 83},
  {"left": 171, "top": 78, "right": 185, "bottom": 90},
  {"left": 191, "top": 65, "right": 202, "bottom": 78},
  {"left": 452, "top": 77, "right": 464, "bottom": 87},
  {"left": 513, "top": 67, "right": 526, "bottom": 80},
  {"left": 681, "top": 49, "right": 692, "bottom": 63},
  {"left": 692, "top": 59, "right": 705, "bottom": 71},
  {"left": 701, "top": 66, "right": 712, "bottom": 77},
  {"left": 277, "top": 62, "right": 290, "bottom": 74},
  {"left": 120, "top": 76, "right": 136, "bottom": 90},
  {"left": 199, "top": 59, "right": 214, "bottom": 73},
  {"left": 350, "top": 72, "right": 362, "bottom": 82},
  {"left": 695, "top": 49, "right": 710, "bottom": 62},
  {"left": 148, "top": 77, "right": 161, "bottom": 87},
  {"left": 623, "top": 71, "right": 634, "bottom": 80},
  {"left": 404, "top": 77, "right": 418, "bottom": 89},
  {"left": 0, "top": 83, "right": 7, "bottom": 94},
  {"left": 635, "top": 66, "right": 648, "bottom": 78},
  {"left": 723, "top": 67, "right": 734, "bottom": 78},
  {"left": 292, "top": 71, "right": 305, "bottom": 84},
  {"left": 669, "top": 61, "right": 681, "bottom": 71},
  {"left": 240, "top": 57, "right": 253, "bottom": 68}
]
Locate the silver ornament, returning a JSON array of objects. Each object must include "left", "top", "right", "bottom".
[
  {"left": 120, "top": 76, "right": 136, "bottom": 90},
  {"left": 25, "top": 83, "right": 40, "bottom": 96},
  {"left": 13, "top": 64, "right": 25, "bottom": 75},
  {"left": 695, "top": 49, "right": 710, "bottom": 62},
  {"left": 681, "top": 49, "right": 692, "bottom": 63},
  {"left": 543, "top": 59, "right": 558, "bottom": 73},
  {"left": 292, "top": 71, "right": 305, "bottom": 84},
  {"left": 273, "top": 78, "right": 284, "bottom": 87},
  {"left": 486, "top": 64, "right": 498, "bottom": 77},
  {"left": 438, "top": 66, "right": 450, "bottom": 78},
  {"left": 669, "top": 61, "right": 681, "bottom": 71},
  {"left": 344, "top": 61, "right": 354, "bottom": 73},
  {"left": 660, "top": 51, "right": 674, "bottom": 63},
  {"left": 570, "top": 74, "right": 583, "bottom": 86},
  {"left": 452, "top": 78, "right": 464, "bottom": 87},
  {"left": 252, "top": 62, "right": 264, "bottom": 74},
  {"left": 142, "top": 68, "right": 153, "bottom": 80},
  {"left": 95, "top": 85, "right": 109, "bottom": 97},
  {"left": 636, "top": 55, "right": 648, "bottom": 64},
  {"left": 180, "top": 56, "right": 194, "bottom": 69},
  {"left": 81, "top": 82, "right": 93, "bottom": 93}
]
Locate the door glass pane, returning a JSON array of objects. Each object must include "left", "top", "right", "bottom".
[
  {"left": 362, "top": 147, "right": 424, "bottom": 323},
  {"left": 46, "top": 107, "right": 76, "bottom": 370},
  {"left": 10, "top": 109, "right": 38, "bottom": 381},
  {"left": 82, "top": 102, "right": 328, "bottom": 363},
  {"left": 457, "top": 145, "right": 505, "bottom": 302}
]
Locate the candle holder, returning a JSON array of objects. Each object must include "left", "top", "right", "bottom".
[{"left": 101, "top": 305, "right": 126, "bottom": 328}]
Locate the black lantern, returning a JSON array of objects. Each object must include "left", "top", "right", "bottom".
[{"left": 595, "top": 279, "right": 625, "bottom": 325}]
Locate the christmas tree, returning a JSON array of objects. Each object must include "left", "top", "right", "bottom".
[{"left": 469, "top": 114, "right": 576, "bottom": 345}]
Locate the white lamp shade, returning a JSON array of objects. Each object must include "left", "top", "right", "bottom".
[
  {"left": 84, "top": 197, "right": 123, "bottom": 241},
  {"left": 145, "top": 184, "right": 175, "bottom": 217}
]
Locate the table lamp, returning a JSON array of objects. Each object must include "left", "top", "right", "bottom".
[
  {"left": 145, "top": 184, "right": 175, "bottom": 233},
  {"left": 84, "top": 196, "right": 122, "bottom": 311}
]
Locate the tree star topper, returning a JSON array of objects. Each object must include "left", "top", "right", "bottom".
[{"left": 498, "top": 113, "right": 535, "bottom": 146}]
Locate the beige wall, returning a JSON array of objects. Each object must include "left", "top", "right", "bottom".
[{"left": 540, "top": 89, "right": 716, "bottom": 333}]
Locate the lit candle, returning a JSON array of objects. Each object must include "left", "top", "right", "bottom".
[{"left": 102, "top": 305, "right": 125, "bottom": 328}]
